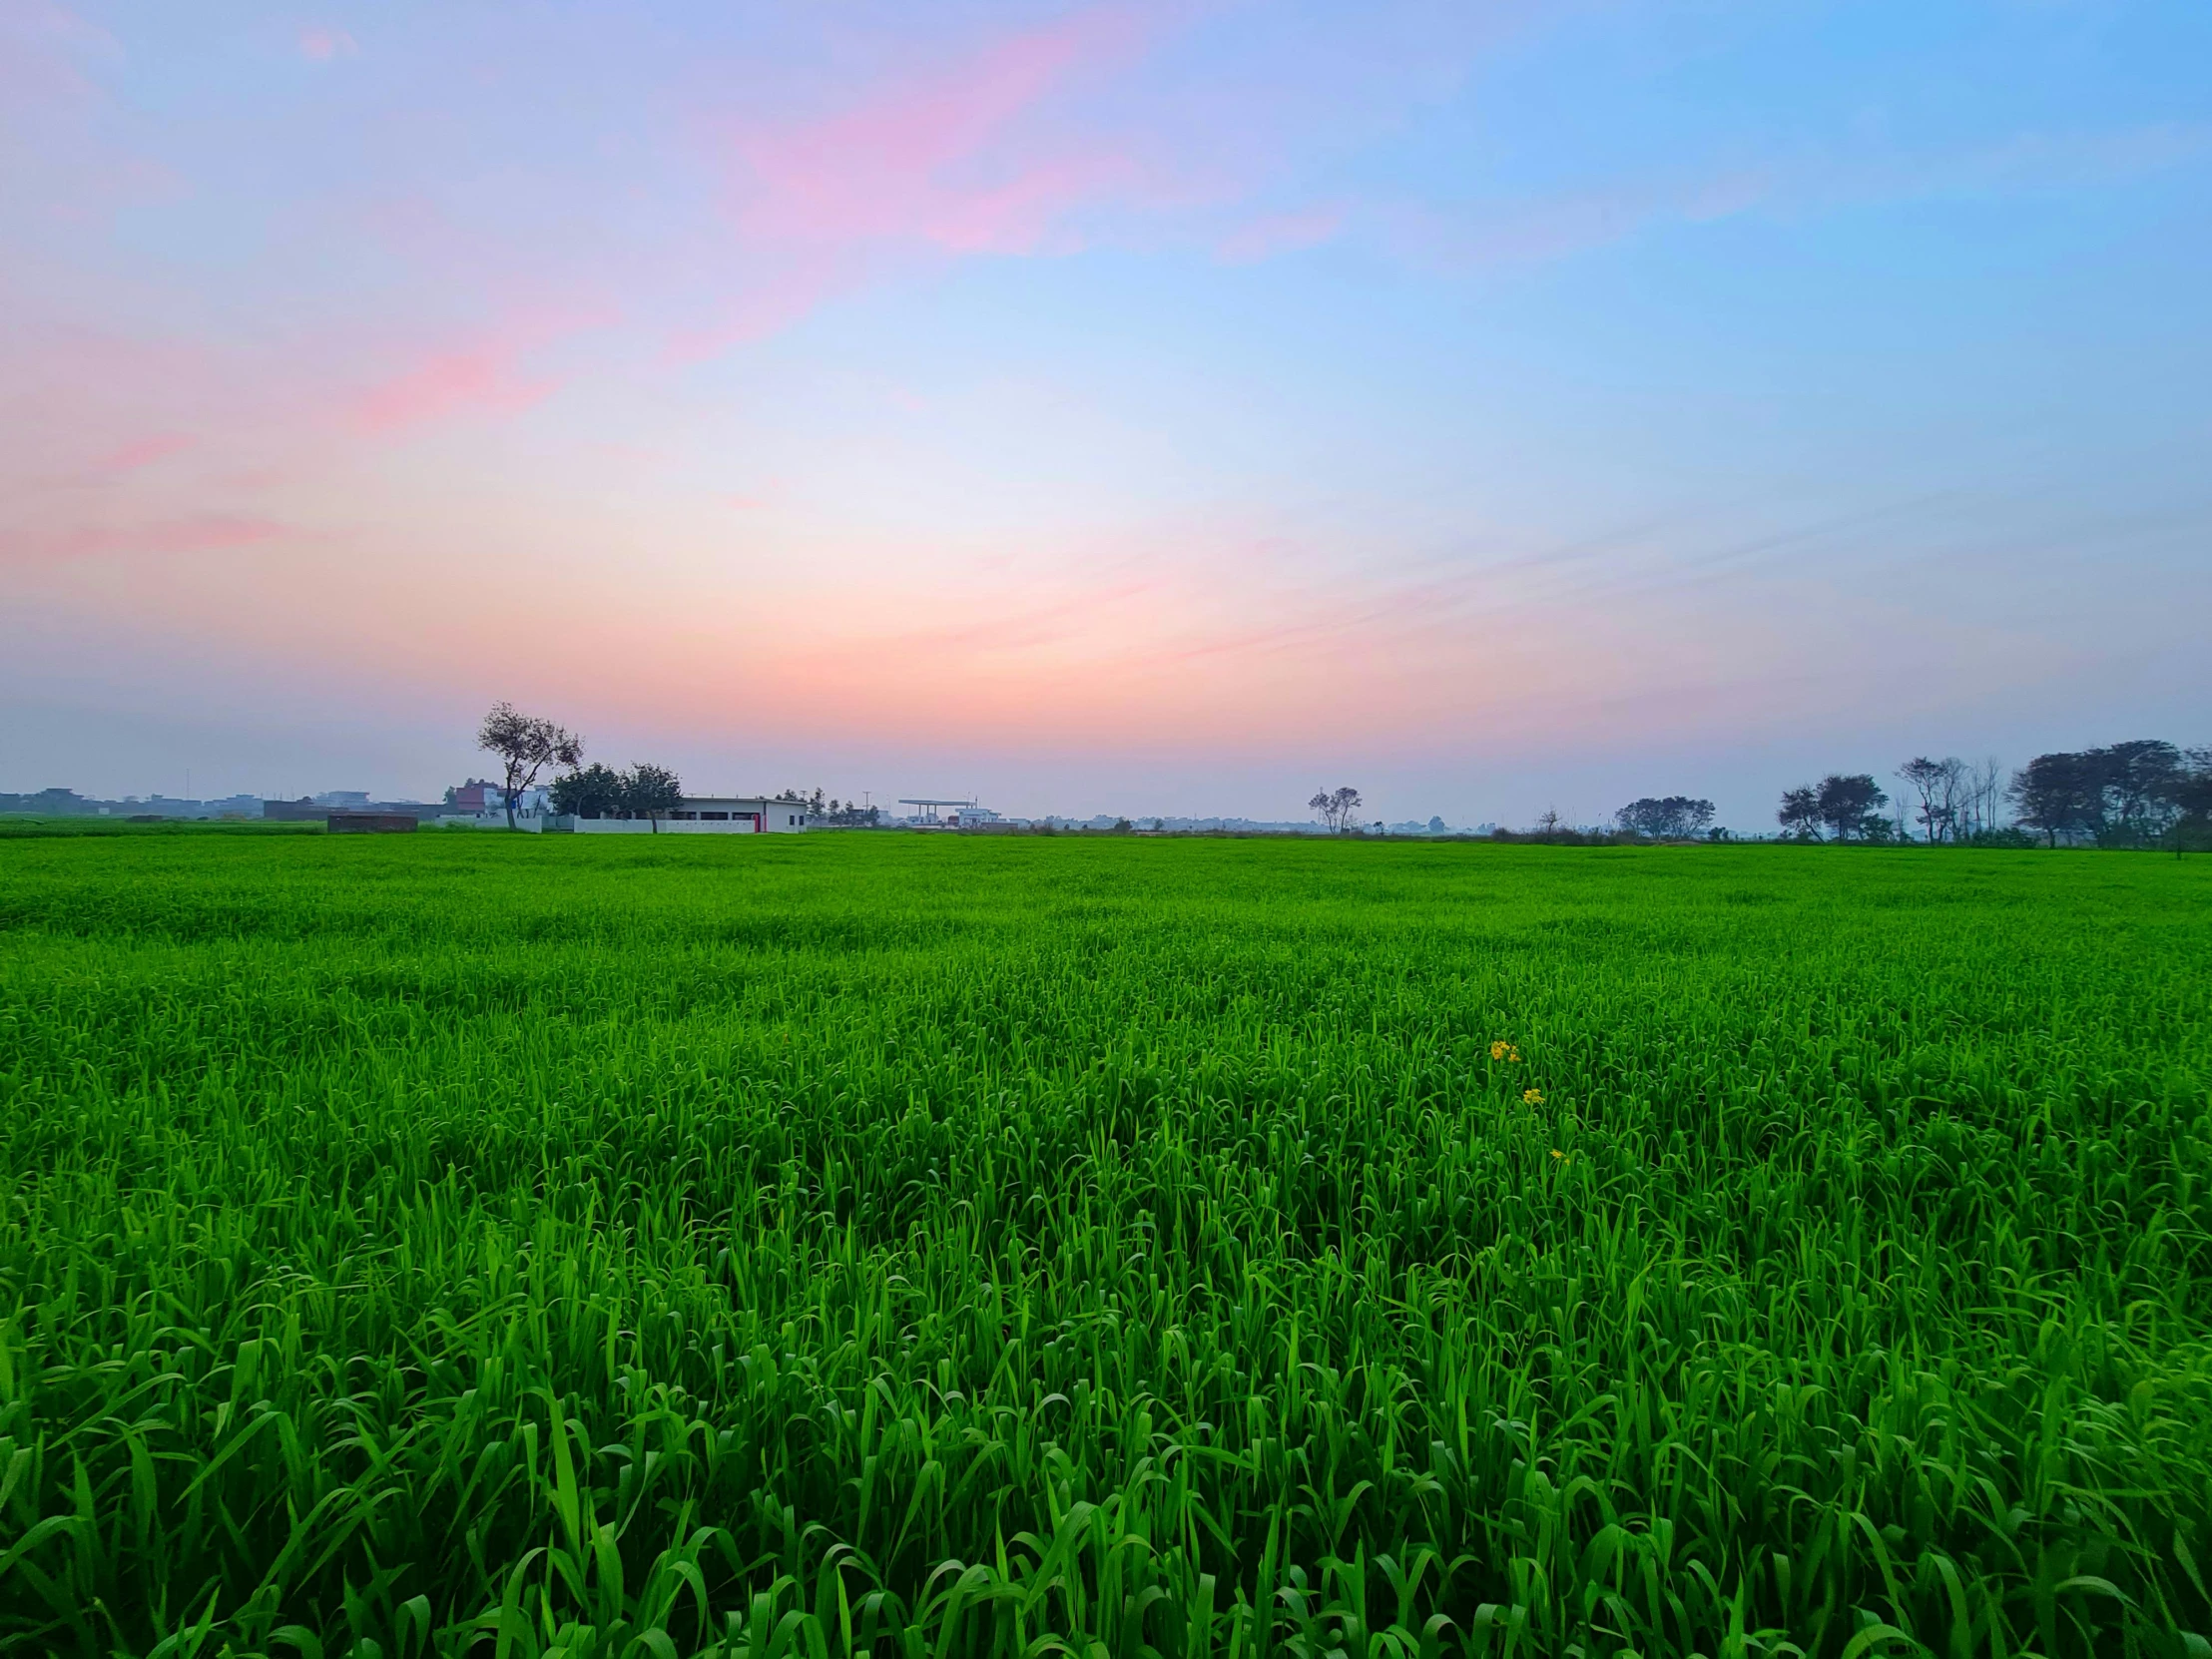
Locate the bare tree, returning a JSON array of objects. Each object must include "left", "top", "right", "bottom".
[
  {"left": 1897, "top": 757, "right": 1967, "bottom": 843},
  {"left": 1958, "top": 756, "right": 2005, "bottom": 839},
  {"left": 477, "top": 703, "right": 584, "bottom": 830}
]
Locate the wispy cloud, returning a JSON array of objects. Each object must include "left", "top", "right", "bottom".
[
  {"left": 1379, "top": 122, "right": 2210, "bottom": 275},
  {"left": 726, "top": 5, "right": 1154, "bottom": 254},
  {"left": 350, "top": 310, "right": 609, "bottom": 434},
  {"left": 677, "top": 5, "right": 1167, "bottom": 356},
  {"left": 99, "top": 433, "right": 195, "bottom": 472},
  {"left": 353, "top": 340, "right": 557, "bottom": 433},
  {"left": 19, "top": 512, "right": 287, "bottom": 563}
]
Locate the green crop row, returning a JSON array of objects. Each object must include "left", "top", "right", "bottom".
[{"left": 1, "top": 833, "right": 2207, "bottom": 1658}]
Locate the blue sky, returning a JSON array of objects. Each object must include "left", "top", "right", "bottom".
[{"left": 2, "top": 0, "right": 2207, "bottom": 826}]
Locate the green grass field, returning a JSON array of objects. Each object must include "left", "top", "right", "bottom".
[{"left": 2, "top": 831, "right": 2208, "bottom": 1658}]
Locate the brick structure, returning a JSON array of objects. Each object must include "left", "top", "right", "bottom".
[{"left": 326, "top": 813, "right": 419, "bottom": 833}]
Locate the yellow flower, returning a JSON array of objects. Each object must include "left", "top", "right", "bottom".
[
  {"left": 1523, "top": 1088, "right": 1543, "bottom": 1105},
  {"left": 1550, "top": 1148, "right": 1564, "bottom": 1159},
  {"left": 1490, "top": 1040, "right": 1521, "bottom": 1062}
]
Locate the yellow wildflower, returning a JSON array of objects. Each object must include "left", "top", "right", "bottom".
[
  {"left": 1523, "top": 1088, "right": 1543, "bottom": 1105},
  {"left": 1490, "top": 1040, "right": 1521, "bottom": 1062}
]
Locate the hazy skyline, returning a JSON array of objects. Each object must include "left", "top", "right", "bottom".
[{"left": 5, "top": 0, "right": 2208, "bottom": 830}]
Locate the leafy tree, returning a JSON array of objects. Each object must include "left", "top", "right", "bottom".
[
  {"left": 2099, "top": 739, "right": 2183, "bottom": 844},
  {"left": 2163, "top": 747, "right": 2212, "bottom": 854},
  {"left": 1615, "top": 796, "right": 1716, "bottom": 838},
  {"left": 1308, "top": 787, "right": 1363, "bottom": 833},
  {"left": 1777, "top": 787, "right": 1822, "bottom": 840},
  {"left": 477, "top": 704, "right": 583, "bottom": 830},
  {"left": 550, "top": 764, "right": 625, "bottom": 819},
  {"left": 2008, "top": 751, "right": 2099, "bottom": 846},
  {"left": 1815, "top": 774, "right": 1887, "bottom": 842},
  {"left": 621, "top": 764, "right": 683, "bottom": 831},
  {"left": 2006, "top": 740, "right": 2198, "bottom": 848}
]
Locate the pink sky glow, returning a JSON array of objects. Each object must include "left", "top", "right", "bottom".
[{"left": 1, "top": 0, "right": 2206, "bottom": 822}]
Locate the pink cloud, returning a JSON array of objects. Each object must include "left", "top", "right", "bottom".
[
  {"left": 675, "top": 5, "right": 1165, "bottom": 358},
  {"left": 28, "top": 512, "right": 286, "bottom": 562},
  {"left": 297, "top": 26, "right": 357, "bottom": 63},
  {"left": 664, "top": 249, "right": 856, "bottom": 360},
  {"left": 348, "top": 303, "right": 617, "bottom": 434},
  {"left": 100, "top": 433, "right": 194, "bottom": 471},
  {"left": 729, "top": 6, "right": 1153, "bottom": 254},
  {"left": 354, "top": 342, "right": 554, "bottom": 433}
]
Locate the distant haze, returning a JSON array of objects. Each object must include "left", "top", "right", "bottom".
[{"left": 4, "top": 2, "right": 2208, "bottom": 831}]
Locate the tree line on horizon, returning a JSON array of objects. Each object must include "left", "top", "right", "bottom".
[
  {"left": 483, "top": 703, "right": 2209, "bottom": 848},
  {"left": 1774, "top": 740, "right": 2211, "bottom": 848}
]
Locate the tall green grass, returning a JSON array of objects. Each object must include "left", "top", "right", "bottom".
[{"left": 1, "top": 833, "right": 2207, "bottom": 1657}]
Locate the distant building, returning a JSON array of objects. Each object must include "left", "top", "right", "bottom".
[
  {"left": 444, "top": 778, "right": 500, "bottom": 812},
  {"left": 442, "top": 782, "right": 549, "bottom": 816},
  {"left": 2, "top": 789, "right": 92, "bottom": 816},
  {"left": 545, "top": 795, "right": 818, "bottom": 834},
  {"left": 314, "top": 790, "right": 371, "bottom": 809}
]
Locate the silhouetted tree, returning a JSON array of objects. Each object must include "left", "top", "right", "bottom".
[
  {"left": 1816, "top": 774, "right": 1888, "bottom": 842},
  {"left": 2008, "top": 752, "right": 2095, "bottom": 846},
  {"left": 2164, "top": 748, "right": 2212, "bottom": 853},
  {"left": 1896, "top": 757, "right": 1966, "bottom": 843},
  {"left": 1615, "top": 797, "right": 1715, "bottom": 838},
  {"left": 1777, "top": 787, "right": 1822, "bottom": 840},
  {"left": 2004, "top": 740, "right": 2201, "bottom": 848},
  {"left": 478, "top": 703, "right": 583, "bottom": 830},
  {"left": 1309, "top": 787, "right": 1363, "bottom": 833},
  {"left": 1958, "top": 756, "right": 2006, "bottom": 840},
  {"left": 2099, "top": 740, "right": 2184, "bottom": 844}
]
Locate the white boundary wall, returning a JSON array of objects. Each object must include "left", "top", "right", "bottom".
[{"left": 549, "top": 816, "right": 762, "bottom": 834}]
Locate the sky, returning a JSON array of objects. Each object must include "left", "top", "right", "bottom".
[{"left": 3, "top": 0, "right": 2208, "bottom": 829}]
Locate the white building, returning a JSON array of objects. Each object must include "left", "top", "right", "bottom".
[{"left": 547, "top": 796, "right": 818, "bottom": 834}]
